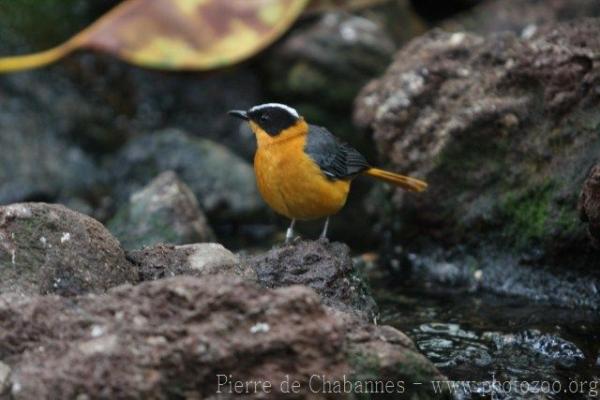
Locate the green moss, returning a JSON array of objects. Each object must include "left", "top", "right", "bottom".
[
  {"left": 499, "top": 183, "right": 554, "bottom": 247},
  {"left": 347, "top": 349, "right": 381, "bottom": 399},
  {"left": 347, "top": 348, "right": 448, "bottom": 400},
  {"left": 287, "top": 62, "right": 328, "bottom": 93}
]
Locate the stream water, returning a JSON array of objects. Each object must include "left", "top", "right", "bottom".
[{"left": 373, "top": 275, "right": 600, "bottom": 399}]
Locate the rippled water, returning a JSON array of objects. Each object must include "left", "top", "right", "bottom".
[{"left": 373, "top": 277, "right": 600, "bottom": 399}]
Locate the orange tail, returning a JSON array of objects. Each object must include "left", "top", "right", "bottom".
[{"left": 363, "top": 168, "right": 428, "bottom": 192}]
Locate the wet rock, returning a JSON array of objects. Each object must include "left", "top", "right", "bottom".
[
  {"left": 444, "top": 0, "right": 600, "bottom": 36},
  {"left": 409, "top": 256, "right": 474, "bottom": 287},
  {"left": 245, "top": 240, "right": 378, "bottom": 321},
  {"left": 412, "top": 323, "right": 492, "bottom": 369},
  {"left": 354, "top": 19, "right": 600, "bottom": 269},
  {"left": 0, "top": 203, "right": 136, "bottom": 296},
  {"left": 578, "top": 164, "right": 600, "bottom": 249},
  {"left": 109, "top": 129, "right": 264, "bottom": 222},
  {"left": 108, "top": 171, "right": 215, "bottom": 250},
  {"left": 127, "top": 243, "right": 255, "bottom": 281},
  {"left": 0, "top": 275, "right": 445, "bottom": 399},
  {"left": 410, "top": 320, "right": 589, "bottom": 397},
  {"left": 407, "top": 250, "right": 600, "bottom": 309},
  {"left": 487, "top": 329, "right": 585, "bottom": 368}
]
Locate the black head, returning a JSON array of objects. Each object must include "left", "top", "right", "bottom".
[{"left": 228, "top": 103, "right": 300, "bottom": 136}]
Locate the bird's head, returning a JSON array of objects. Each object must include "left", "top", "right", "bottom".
[{"left": 228, "top": 103, "right": 304, "bottom": 142}]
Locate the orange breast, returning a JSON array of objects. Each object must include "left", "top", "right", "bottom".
[{"left": 254, "top": 134, "right": 350, "bottom": 220}]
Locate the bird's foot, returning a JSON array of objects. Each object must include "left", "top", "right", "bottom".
[
  {"left": 285, "top": 228, "right": 295, "bottom": 244},
  {"left": 318, "top": 217, "right": 330, "bottom": 242}
]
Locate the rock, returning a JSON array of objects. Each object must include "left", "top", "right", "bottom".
[
  {"left": 578, "top": 164, "right": 600, "bottom": 249},
  {"left": 68, "top": 54, "right": 261, "bottom": 159},
  {"left": 354, "top": 19, "right": 600, "bottom": 270},
  {"left": 265, "top": 12, "right": 394, "bottom": 109},
  {"left": 0, "top": 72, "right": 102, "bottom": 205},
  {"left": 127, "top": 243, "right": 255, "bottom": 281},
  {"left": 108, "top": 171, "right": 215, "bottom": 250},
  {"left": 1, "top": 48, "right": 261, "bottom": 210},
  {"left": 0, "top": 275, "right": 445, "bottom": 399},
  {"left": 0, "top": 203, "right": 136, "bottom": 296},
  {"left": 245, "top": 240, "right": 378, "bottom": 321},
  {"left": 407, "top": 250, "right": 600, "bottom": 309},
  {"left": 443, "top": 0, "right": 600, "bottom": 36},
  {"left": 109, "top": 129, "right": 264, "bottom": 222}
]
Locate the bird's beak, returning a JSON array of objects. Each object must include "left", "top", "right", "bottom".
[{"left": 228, "top": 110, "right": 249, "bottom": 121}]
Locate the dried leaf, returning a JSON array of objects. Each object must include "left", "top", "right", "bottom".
[{"left": 0, "top": 0, "right": 309, "bottom": 73}]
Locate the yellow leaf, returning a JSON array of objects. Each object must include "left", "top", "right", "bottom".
[{"left": 0, "top": 0, "right": 310, "bottom": 73}]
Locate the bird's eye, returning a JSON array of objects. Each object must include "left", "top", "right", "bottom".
[{"left": 260, "top": 114, "right": 270, "bottom": 122}]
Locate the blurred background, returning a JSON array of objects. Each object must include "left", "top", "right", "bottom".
[
  {"left": 2, "top": 1, "right": 600, "bottom": 397},
  {"left": 0, "top": 0, "right": 477, "bottom": 251}
]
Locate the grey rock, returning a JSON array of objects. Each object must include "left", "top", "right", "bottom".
[
  {"left": 0, "top": 72, "right": 101, "bottom": 204},
  {"left": 0, "top": 203, "right": 136, "bottom": 296},
  {"left": 407, "top": 249, "right": 600, "bottom": 309},
  {"left": 1, "top": 47, "right": 261, "bottom": 211},
  {"left": 265, "top": 12, "right": 394, "bottom": 107},
  {"left": 181, "top": 243, "right": 241, "bottom": 274},
  {"left": 108, "top": 171, "right": 215, "bottom": 250},
  {"left": 127, "top": 242, "right": 255, "bottom": 281},
  {"left": 109, "top": 129, "right": 264, "bottom": 221},
  {"left": 68, "top": 53, "right": 261, "bottom": 158},
  {"left": 245, "top": 240, "right": 378, "bottom": 321},
  {"left": 443, "top": 0, "right": 600, "bottom": 35}
]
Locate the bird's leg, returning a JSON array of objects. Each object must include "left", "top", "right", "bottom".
[
  {"left": 285, "top": 219, "right": 296, "bottom": 244},
  {"left": 319, "top": 217, "right": 330, "bottom": 240}
]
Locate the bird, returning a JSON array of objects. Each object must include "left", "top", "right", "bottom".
[{"left": 228, "top": 103, "right": 427, "bottom": 242}]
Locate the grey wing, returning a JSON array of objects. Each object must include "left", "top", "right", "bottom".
[{"left": 304, "top": 124, "right": 370, "bottom": 180}]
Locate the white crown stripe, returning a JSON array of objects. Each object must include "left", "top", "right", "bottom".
[{"left": 249, "top": 103, "right": 299, "bottom": 119}]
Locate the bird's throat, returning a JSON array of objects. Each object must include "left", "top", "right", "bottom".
[{"left": 250, "top": 119, "right": 308, "bottom": 148}]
